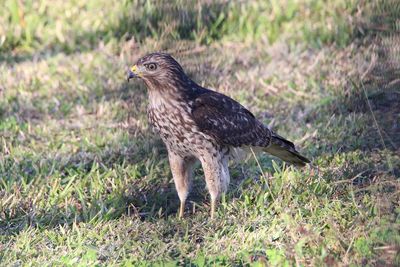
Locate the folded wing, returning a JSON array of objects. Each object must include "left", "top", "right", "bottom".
[{"left": 191, "top": 91, "right": 271, "bottom": 147}]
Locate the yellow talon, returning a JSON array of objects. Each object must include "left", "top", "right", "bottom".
[
  {"left": 211, "top": 199, "right": 216, "bottom": 219},
  {"left": 179, "top": 201, "right": 185, "bottom": 219}
]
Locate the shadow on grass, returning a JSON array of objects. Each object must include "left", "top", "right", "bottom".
[
  {"left": 0, "top": 129, "right": 216, "bottom": 236},
  {"left": 304, "top": 30, "right": 400, "bottom": 157},
  {"left": 0, "top": 1, "right": 228, "bottom": 65}
]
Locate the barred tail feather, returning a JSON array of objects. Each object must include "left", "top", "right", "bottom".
[{"left": 264, "top": 134, "right": 310, "bottom": 167}]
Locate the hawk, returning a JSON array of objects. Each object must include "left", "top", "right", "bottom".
[{"left": 127, "top": 52, "right": 310, "bottom": 219}]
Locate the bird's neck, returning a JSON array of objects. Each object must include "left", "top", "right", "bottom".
[{"left": 146, "top": 79, "right": 204, "bottom": 112}]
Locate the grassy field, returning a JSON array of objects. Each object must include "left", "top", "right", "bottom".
[{"left": 1, "top": 0, "right": 399, "bottom": 265}]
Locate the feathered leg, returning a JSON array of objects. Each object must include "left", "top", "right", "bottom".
[
  {"left": 168, "top": 152, "right": 196, "bottom": 218},
  {"left": 200, "top": 152, "right": 230, "bottom": 219}
]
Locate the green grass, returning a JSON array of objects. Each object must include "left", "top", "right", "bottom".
[
  {"left": 0, "top": 0, "right": 360, "bottom": 57},
  {"left": 1, "top": 0, "right": 399, "bottom": 266}
]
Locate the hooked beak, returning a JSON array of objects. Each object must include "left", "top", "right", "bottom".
[{"left": 127, "top": 65, "right": 139, "bottom": 82}]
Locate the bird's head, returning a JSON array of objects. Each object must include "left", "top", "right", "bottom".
[{"left": 127, "top": 52, "right": 188, "bottom": 89}]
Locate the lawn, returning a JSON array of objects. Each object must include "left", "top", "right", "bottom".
[{"left": 0, "top": 0, "right": 399, "bottom": 265}]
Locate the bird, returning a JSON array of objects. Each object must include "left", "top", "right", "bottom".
[{"left": 127, "top": 52, "right": 310, "bottom": 219}]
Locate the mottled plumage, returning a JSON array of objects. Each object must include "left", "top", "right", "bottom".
[{"left": 127, "top": 52, "right": 310, "bottom": 218}]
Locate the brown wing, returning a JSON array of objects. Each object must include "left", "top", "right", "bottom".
[{"left": 191, "top": 91, "right": 271, "bottom": 147}]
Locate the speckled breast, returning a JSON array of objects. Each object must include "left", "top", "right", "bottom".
[{"left": 147, "top": 104, "right": 216, "bottom": 157}]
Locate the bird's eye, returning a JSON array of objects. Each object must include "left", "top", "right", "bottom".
[{"left": 145, "top": 63, "right": 157, "bottom": 71}]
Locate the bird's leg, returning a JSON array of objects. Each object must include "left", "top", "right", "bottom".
[
  {"left": 179, "top": 200, "right": 185, "bottom": 219},
  {"left": 168, "top": 152, "right": 196, "bottom": 219},
  {"left": 210, "top": 198, "right": 217, "bottom": 219},
  {"left": 201, "top": 153, "right": 230, "bottom": 220}
]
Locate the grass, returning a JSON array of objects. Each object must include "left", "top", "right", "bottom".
[{"left": 1, "top": 0, "right": 399, "bottom": 265}]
